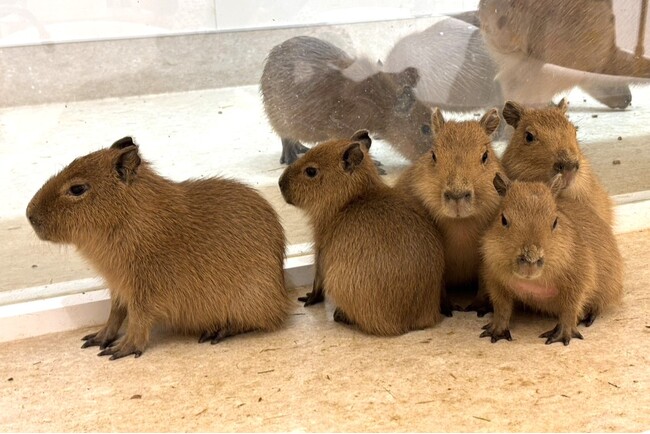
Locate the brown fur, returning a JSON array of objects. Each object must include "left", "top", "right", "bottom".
[
  {"left": 261, "top": 36, "right": 434, "bottom": 164},
  {"left": 26, "top": 137, "right": 290, "bottom": 359},
  {"left": 395, "top": 108, "right": 503, "bottom": 314},
  {"left": 480, "top": 173, "right": 623, "bottom": 345},
  {"left": 478, "top": 0, "right": 639, "bottom": 107},
  {"left": 501, "top": 99, "right": 614, "bottom": 225},
  {"left": 279, "top": 131, "right": 444, "bottom": 335}
]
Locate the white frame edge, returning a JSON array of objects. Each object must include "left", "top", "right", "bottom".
[
  {"left": 0, "top": 245, "right": 315, "bottom": 344},
  {"left": 1, "top": 199, "right": 648, "bottom": 344}
]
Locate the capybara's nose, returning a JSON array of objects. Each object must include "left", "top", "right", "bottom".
[
  {"left": 26, "top": 206, "right": 37, "bottom": 226},
  {"left": 278, "top": 173, "right": 287, "bottom": 191},
  {"left": 278, "top": 173, "right": 293, "bottom": 205},
  {"left": 517, "top": 255, "right": 545, "bottom": 267},
  {"left": 444, "top": 190, "right": 472, "bottom": 203},
  {"left": 553, "top": 160, "right": 579, "bottom": 174}
]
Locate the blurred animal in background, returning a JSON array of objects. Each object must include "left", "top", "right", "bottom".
[
  {"left": 384, "top": 16, "right": 502, "bottom": 111},
  {"left": 261, "top": 36, "right": 434, "bottom": 165},
  {"left": 477, "top": 0, "right": 650, "bottom": 108}
]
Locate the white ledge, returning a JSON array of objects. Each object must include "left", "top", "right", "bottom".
[{"left": 0, "top": 198, "right": 647, "bottom": 343}]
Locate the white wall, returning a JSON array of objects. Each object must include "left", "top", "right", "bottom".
[
  {"left": 0, "top": 0, "right": 479, "bottom": 47},
  {"left": 214, "top": 0, "right": 478, "bottom": 30}
]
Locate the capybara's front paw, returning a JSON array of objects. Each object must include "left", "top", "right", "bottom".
[
  {"left": 298, "top": 290, "right": 324, "bottom": 306},
  {"left": 97, "top": 339, "right": 143, "bottom": 360},
  {"left": 539, "top": 323, "right": 583, "bottom": 346},
  {"left": 81, "top": 329, "right": 118, "bottom": 350},
  {"left": 280, "top": 140, "right": 310, "bottom": 165},
  {"left": 372, "top": 158, "right": 387, "bottom": 175},
  {"left": 480, "top": 322, "right": 512, "bottom": 343},
  {"left": 465, "top": 298, "right": 494, "bottom": 318}
]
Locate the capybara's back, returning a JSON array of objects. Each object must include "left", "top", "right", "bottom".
[
  {"left": 165, "top": 177, "right": 290, "bottom": 334},
  {"left": 322, "top": 190, "right": 445, "bottom": 335}
]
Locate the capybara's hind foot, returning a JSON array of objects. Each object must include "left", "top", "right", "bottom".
[
  {"left": 465, "top": 297, "right": 494, "bottom": 317},
  {"left": 333, "top": 308, "right": 353, "bottom": 325},
  {"left": 440, "top": 298, "right": 461, "bottom": 317},
  {"left": 539, "top": 323, "right": 583, "bottom": 346},
  {"left": 298, "top": 290, "right": 324, "bottom": 306},
  {"left": 480, "top": 322, "right": 512, "bottom": 343},
  {"left": 198, "top": 328, "right": 236, "bottom": 345},
  {"left": 578, "top": 310, "right": 597, "bottom": 327},
  {"left": 280, "top": 138, "right": 309, "bottom": 165}
]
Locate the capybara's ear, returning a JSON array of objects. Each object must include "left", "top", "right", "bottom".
[
  {"left": 480, "top": 108, "right": 500, "bottom": 136},
  {"left": 557, "top": 97, "right": 569, "bottom": 114},
  {"left": 115, "top": 145, "right": 141, "bottom": 184},
  {"left": 502, "top": 101, "right": 524, "bottom": 128},
  {"left": 111, "top": 136, "right": 136, "bottom": 150},
  {"left": 342, "top": 142, "right": 365, "bottom": 172},
  {"left": 351, "top": 130, "right": 372, "bottom": 150},
  {"left": 431, "top": 107, "right": 445, "bottom": 135},
  {"left": 493, "top": 172, "right": 511, "bottom": 197},
  {"left": 397, "top": 66, "right": 420, "bottom": 88}
]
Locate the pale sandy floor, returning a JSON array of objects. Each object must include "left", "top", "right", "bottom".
[{"left": 0, "top": 230, "right": 648, "bottom": 432}]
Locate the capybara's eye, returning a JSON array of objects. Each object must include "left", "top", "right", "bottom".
[
  {"left": 552, "top": 217, "right": 558, "bottom": 230},
  {"left": 421, "top": 124, "right": 431, "bottom": 135},
  {"left": 525, "top": 131, "right": 535, "bottom": 143},
  {"left": 68, "top": 184, "right": 89, "bottom": 196},
  {"left": 481, "top": 151, "right": 489, "bottom": 164},
  {"left": 501, "top": 213, "right": 509, "bottom": 228},
  {"left": 431, "top": 150, "right": 437, "bottom": 162},
  {"left": 304, "top": 167, "right": 318, "bottom": 178}
]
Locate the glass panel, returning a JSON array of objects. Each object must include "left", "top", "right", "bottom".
[{"left": 1, "top": 0, "right": 648, "bottom": 301}]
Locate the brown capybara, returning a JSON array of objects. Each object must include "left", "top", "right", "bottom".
[
  {"left": 261, "top": 36, "right": 434, "bottom": 165},
  {"left": 478, "top": 0, "right": 641, "bottom": 108},
  {"left": 480, "top": 173, "right": 623, "bottom": 345},
  {"left": 278, "top": 130, "right": 445, "bottom": 335},
  {"left": 395, "top": 108, "right": 502, "bottom": 315},
  {"left": 501, "top": 98, "right": 614, "bottom": 225},
  {"left": 26, "top": 137, "right": 290, "bottom": 360}
]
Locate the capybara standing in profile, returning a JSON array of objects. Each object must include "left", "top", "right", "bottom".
[
  {"left": 279, "top": 130, "right": 445, "bottom": 335},
  {"left": 501, "top": 98, "right": 614, "bottom": 225},
  {"left": 480, "top": 173, "right": 623, "bottom": 345},
  {"left": 261, "top": 36, "right": 434, "bottom": 165},
  {"left": 396, "top": 108, "right": 503, "bottom": 315},
  {"left": 478, "top": 0, "right": 640, "bottom": 108},
  {"left": 26, "top": 137, "right": 290, "bottom": 360}
]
